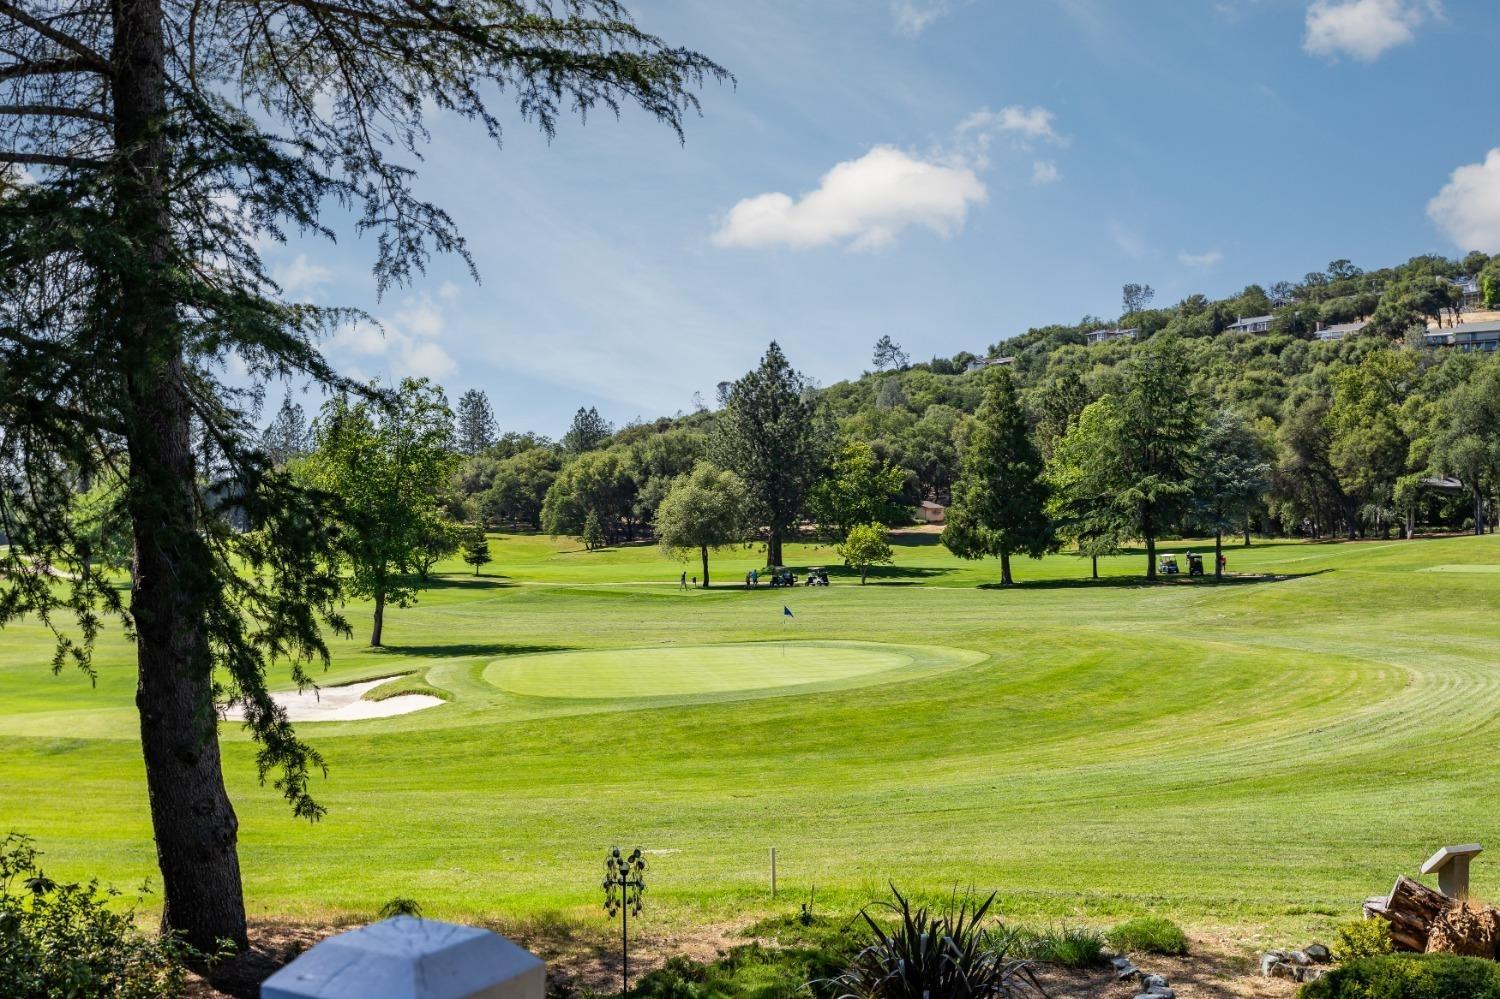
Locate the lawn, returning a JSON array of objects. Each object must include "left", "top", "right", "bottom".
[{"left": 1, "top": 530, "right": 1498, "bottom": 945}]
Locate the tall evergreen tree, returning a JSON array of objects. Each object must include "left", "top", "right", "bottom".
[
  {"left": 455, "top": 389, "right": 497, "bottom": 457},
  {"left": 711, "top": 342, "right": 832, "bottom": 567},
  {"left": 461, "top": 524, "right": 493, "bottom": 575},
  {"left": 0, "top": 0, "right": 723, "bottom": 953},
  {"left": 262, "top": 398, "right": 312, "bottom": 467},
  {"left": 562, "top": 406, "right": 613, "bottom": 455},
  {"left": 1114, "top": 332, "right": 1203, "bottom": 580},
  {"left": 941, "top": 369, "right": 1054, "bottom": 585}
]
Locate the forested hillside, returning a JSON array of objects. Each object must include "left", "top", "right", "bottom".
[{"left": 272, "top": 251, "right": 1500, "bottom": 580}]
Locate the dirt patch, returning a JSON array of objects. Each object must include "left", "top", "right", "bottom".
[{"left": 188, "top": 923, "right": 1294, "bottom": 999}]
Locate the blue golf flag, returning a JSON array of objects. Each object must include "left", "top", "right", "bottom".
[{"left": 783, "top": 606, "right": 794, "bottom": 618}]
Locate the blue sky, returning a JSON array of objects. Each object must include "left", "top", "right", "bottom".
[{"left": 264, "top": 0, "right": 1500, "bottom": 437}]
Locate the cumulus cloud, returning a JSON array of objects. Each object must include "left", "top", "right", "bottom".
[
  {"left": 1303, "top": 0, "right": 1440, "bottom": 61},
  {"left": 272, "top": 254, "right": 332, "bottom": 298},
  {"left": 1032, "top": 160, "right": 1061, "bottom": 185},
  {"left": 1179, "top": 249, "right": 1225, "bottom": 268},
  {"left": 712, "top": 145, "right": 986, "bottom": 252},
  {"left": 1427, "top": 148, "right": 1500, "bottom": 253},
  {"left": 330, "top": 292, "right": 457, "bottom": 380}
]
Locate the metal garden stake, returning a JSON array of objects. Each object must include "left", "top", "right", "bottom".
[{"left": 603, "top": 846, "right": 646, "bottom": 994}]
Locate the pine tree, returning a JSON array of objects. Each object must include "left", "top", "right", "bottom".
[
  {"left": 562, "top": 406, "right": 613, "bottom": 454},
  {"left": 461, "top": 524, "right": 493, "bottom": 575},
  {"left": 582, "top": 510, "right": 606, "bottom": 551},
  {"left": 0, "top": 0, "right": 725, "bottom": 952},
  {"left": 455, "top": 389, "right": 497, "bottom": 457},
  {"left": 942, "top": 369, "right": 1055, "bottom": 585},
  {"left": 262, "top": 398, "right": 312, "bottom": 467},
  {"left": 711, "top": 343, "right": 832, "bottom": 567}
]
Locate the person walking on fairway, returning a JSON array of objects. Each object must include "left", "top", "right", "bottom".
[{"left": 679, "top": 571, "right": 688, "bottom": 591}]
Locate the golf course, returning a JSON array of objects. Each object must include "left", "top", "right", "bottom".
[{"left": 2, "top": 530, "right": 1498, "bottom": 941}]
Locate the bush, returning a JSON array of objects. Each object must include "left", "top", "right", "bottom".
[
  {"left": 0, "top": 833, "right": 199, "bottom": 998},
  {"left": 1331, "top": 918, "right": 1394, "bottom": 963},
  {"left": 1107, "top": 916, "right": 1189, "bottom": 956},
  {"left": 630, "top": 916, "right": 857, "bottom": 999},
  {"left": 1016, "top": 925, "right": 1109, "bottom": 968},
  {"left": 1299, "top": 953, "right": 1500, "bottom": 998}
]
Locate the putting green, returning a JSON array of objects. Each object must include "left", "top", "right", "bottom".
[{"left": 482, "top": 640, "right": 978, "bottom": 700}]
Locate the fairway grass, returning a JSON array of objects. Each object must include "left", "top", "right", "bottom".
[{"left": 2, "top": 531, "right": 1499, "bottom": 945}]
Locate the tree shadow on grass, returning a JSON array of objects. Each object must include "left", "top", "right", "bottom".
[
  {"left": 415, "top": 574, "right": 515, "bottom": 590},
  {"left": 975, "top": 569, "right": 1331, "bottom": 591},
  {"left": 375, "top": 642, "right": 570, "bottom": 658}
]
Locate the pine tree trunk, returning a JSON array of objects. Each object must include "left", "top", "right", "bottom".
[
  {"left": 1477, "top": 491, "right": 1485, "bottom": 537},
  {"left": 1000, "top": 550, "right": 1013, "bottom": 586},
  {"left": 1214, "top": 529, "right": 1223, "bottom": 582},
  {"left": 1145, "top": 534, "right": 1157, "bottom": 581},
  {"left": 114, "top": 0, "right": 248, "bottom": 952},
  {"left": 768, "top": 531, "right": 783, "bottom": 569},
  {"left": 1243, "top": 517, "right": 1251, "bottom": 547},
  {"left": 700, "top": 546, "right": 710, "bottom": 588},
  {"left": 371, "top": 586, "right": 386, "bottom": 646},
  {"left": 1091, "top": 555, "right": 1098, "bottom": 580}
]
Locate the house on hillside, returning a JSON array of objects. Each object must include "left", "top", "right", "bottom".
[
  {"left": 1084, "top": 327, "right": 1138, "bottom": 346},
  {"left": 964, "top": 355, "right": 1015, "bottom": 372},
  {"left": 1446, "top": 275, "right": 1483, "bottom": 312},
  {"left": 1226, "top": 315, "right": 1273, "bottom": 334},
  {"left": 916, "top": 500, "right": 946, "bottom": 525},
  {"left": 1453, "top": 319, "right": 1500, "bottom": 353},
  {"left": 1315, "top": 320, "right": 1369, "bottom": 342}
]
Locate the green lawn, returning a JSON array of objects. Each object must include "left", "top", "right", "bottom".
[{"left": 1, "top": 530, "right": 1498, "bottom": 944}]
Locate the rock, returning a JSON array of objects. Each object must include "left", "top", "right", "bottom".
[
  {"left": 1260, "top": 953, "right": 1285, "bottom": 977},
  {"left": 1141, "top": 973, "right": 1169, "bottom": 989},
  {"left": 1305, "top": 943, "right": 1331, "bottom": 963},
  {"left": 1294, "top": 966, "right": 1327, "bottom": 983},
  {"left": 1289, "top": 950, "right": 1313, "bottom": 965},
  {"left": 1116, "top": 965, "right": 1140, "bottom": 981},
  {"left": 1268, "top": 961, "right": 1298, "bottom": 980},
  {"left": 1110, "top": 956, "right": 1134, "bottom": 969}
]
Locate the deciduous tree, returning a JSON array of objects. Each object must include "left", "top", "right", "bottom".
[
  {"left": 810, "top": 439, "right": 908, "bottom": 541},
  {"left": 837, "top": 523, "right": 893, "bottom": 584},
  {"left": 653, "top": 463, "right": 746, "bottom": 587}
]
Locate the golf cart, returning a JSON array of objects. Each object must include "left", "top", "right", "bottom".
[
  {"left": 768, "top": 567, "right": 796, "bottom": 587},
  {"left": 1186, "top": 552, "right": 1205, "bottom": 577},
  {"left": 1157, "top": 554, "right": 1180, "bottom": 575},
  {"left": 805, "top": 567, "right": 830, "bottom": 586}
]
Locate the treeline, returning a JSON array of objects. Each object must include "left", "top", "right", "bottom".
[{"left": 259, "top": 249, "right": 1500, "bottom": 604}]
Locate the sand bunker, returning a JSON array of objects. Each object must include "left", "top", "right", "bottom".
[{"left": 223, "top": 677, "right": 444, "bottom": 722}]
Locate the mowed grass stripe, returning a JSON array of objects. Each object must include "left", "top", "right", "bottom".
[{"left": 0, "top": 532, "right": 1497, "bottom": 939}]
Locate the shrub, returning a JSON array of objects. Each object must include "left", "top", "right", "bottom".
[
  {"left": 0, "top": 833, "right": 199, "bottom": 998},
  {"left": 1016, "top": 925, "right": 1109, "bottom": 968},
  {"left": 830, "top": 886, "right": 1043, "bottom": 999},
  {"left": 1331, "top": 918, "right": 1394, "bottom": 964},
  {"left": 1107, "top": 916, "right": 1189, "bottom": 956},
  {"left": 1299, "top": 953, "right": 1500, "bottom": 998}
]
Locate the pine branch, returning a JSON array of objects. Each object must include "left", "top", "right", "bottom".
[{"left": 0, "top": 103, "right": 111, "bottom": 123}]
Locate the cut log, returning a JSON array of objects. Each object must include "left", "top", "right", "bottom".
[
  {"left": 1378, "top": 876, "right": 1453, "bottom": 952},
  {"left": 1427, "top": 902, "right": 1500, "bottom": 958}
]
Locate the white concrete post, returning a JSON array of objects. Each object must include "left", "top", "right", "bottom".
[{"left": 262, "top": 916, "right": 545, "bottom": 999}]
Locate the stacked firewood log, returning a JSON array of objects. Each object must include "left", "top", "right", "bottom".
[{"left": 1366, "top": 876, "right": 1500, "bottom": 957}]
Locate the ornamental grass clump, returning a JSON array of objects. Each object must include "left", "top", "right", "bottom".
[{"left": 830, "top": 886, "right": 1044, "bottom": 999}]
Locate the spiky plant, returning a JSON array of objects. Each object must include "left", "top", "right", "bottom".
[{"left": 831, "top": 886, "right": 1044, "bottom": 999}]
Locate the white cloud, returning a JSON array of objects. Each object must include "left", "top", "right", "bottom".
[
  {"left": 712, "top": 145, "right": 986, "bottom": 252},
  {"left": 890, "top": 0, "right": 957, "bottom": 35},
  {"left": 1179, "top": 249, "right": 1225, "bottom": 268},
  {"left": 272, "top": 254, "right": 332, "bottom": 298},
  {"left": 1427, "top": 148, "right": 1500, "bottom": 253},
  {"left": 1032, "top": 160, "right": 1061, "bottom": 185},
  {"left": 329, "top": 293, "right": 457, "bottom": 380},
  {"left": 958, "top": 105, "right": 1062, "bottom": 148},
  {"left": 1303, "top": 0, "right": 1440, "bottom": 61}
]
